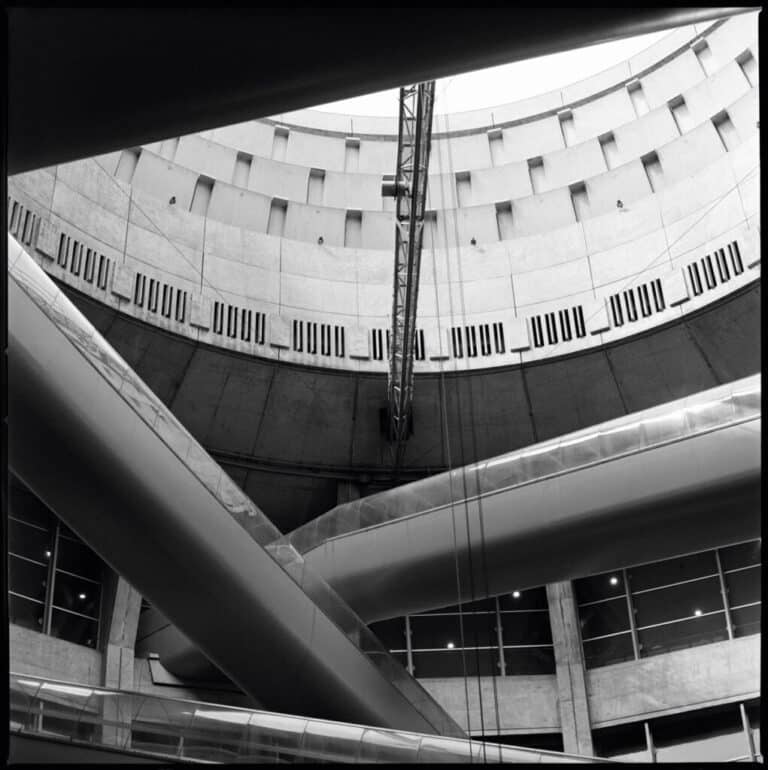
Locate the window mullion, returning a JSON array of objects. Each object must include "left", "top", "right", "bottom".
[
  {"left": 405, "top": 615, "right": 414, "bottom": 676},
  {"left": 495, "top": 597, "right": 506, "bottom": 677},
  {"left": 44, "top": 522, "right": 60, "bottom": 635},
  {"left": 623, "top": 568, "right": 640, "bottom": 660},
  {"left": 715, "top": 548, "right": 735, "bottom": 640}
]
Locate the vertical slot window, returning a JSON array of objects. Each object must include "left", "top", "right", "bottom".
[
  {"left": 495, "top": 201, "right": 513, "bottom": 241},
  {"left": 372, "top": 329, "right": 384, "bottom": 361},
  {"left": 668, "top": 95, "right": 692, "bottom": 135},
  {"left": 272, "top": 126, "right": 289, "bottom": 161},
  {"left": 488, "top": 128, "right": 504, "bottom": 166},
  {"left": 423, "top": 210, "right": 437, "bottom": 249},
  {"left": 385, "top": 329, "right": 391, "bottom": 359},
  {"left": 651, "top": 279, "right": 665, "bottom": 311},
  {"left": 134, "top": 274, "right": 146, "bottom": 307},
  {"left": 642, "top": 151, "right": 664, "bottom": 193},
  {"left": 544, "top": 313, "right": 558, "bottom": 344},
  {"left": 240, "top": 309, "right": 252, "bottom": 341},
  {"left": 161, "top": 285, "right": 172, "bottom": 319},
  {"left": 267, "top": 199, "right": 287, "bottom": 237},
  {"left": 226, "top": 305, "right": 238, "bottom": 338},
  {"left": 527, "top": 156, "right": 544, "bottom": 195},
  {"left": 255, "top": 313, "right": 266, "bottom": 345},
  {"left": 492, "top": 322, "right": 505, "bottom": 353},
  {"left": 232, "top": 152, "right": 252, "bottom": 187},
  {"left": 558, "top": 109, "right": 576, "bottom": 147},
  {"left": 334, "top": 327, "right": 345, "bottom": 358},
  {"left": 573, "top": 306, "right": 587, "bottom": 338},
  {"left": 213, "top": 302, "right": 223, "bottom": 335},
  {"left": 344, "top": 137, "right": 360, "bottom": 172},
  {"left": 175, "top": 290, "right": 187, "bottom": 322},
  {"left": 610, "top": 295, "right": 624, "bottom": 327},
  {"left": 293, "top": 320, "right": 303, "bottom": 352},
  {"left": 638, "top": 284, "right": 652, "bottom": 317},
  {"left": 321, "top": 325, "right": 332, "bottom": 356},
  {"left": 344, "top": 210, "right": 362, "bottom": 248},
  {"left": 57, "top": 234, "right": 68, "bottom": 267},
  {"left": 147, "top": 279, "right": 159, "bottom": 313},
  {"left": 115, "top": 148, "right": 141, "bottom": 184},
  {"left": 465, "top": 326, "right": 478, "bottom": 358},
  {"left": 598, "top": 132, "right": 619, "bottom": 170},
  {"left": 627, "top": 79, "right": 649, "bottom": 118},
  {"left": 692, "top": 39, "right": 717, "bottom": 76},
  {"left": 729, "top": 241, "right": 744, "bottom": 275},
  {"left": 84, "top": 249, "right": 95, "bottom": 283},
  {"left": 701, "top": 255, "right": 717, "bottom": 289},
  {"left": 307, "top": 168, "right": 325, "bottom": 205},
  {"left": 558, "top": 309, "right": 572, "bottom": 341},
  {"left": 715, "top": 248, "right": 731, "bottom": 283},
  {"left": 569, "top": 182, "right": 589, "bottom": 223},
  {"left": 479, "top": 324, "right": 491, "bottom": 356},
  {"left": 307, "top": 322, "right": 317, "bottom": 354},
  {"left": 712, "top": 111, "right": 738, "bottom": 152},
  {"left": 455, "top": 171, "right": 471, "bottom": 208},
  {"left": 531, "top": 316, "right": 544, "bottom": 348},
  {"left": 414, "top": 329, "right": 425, "bottom": 361},
  {"left": 159, "top": 137, "right": 179, "bottom": 161},
  {"left": 451, "top": 327, "right": 464, "bottom": 358},
  {"left": 687, "top": 263, "right": 703, "bottom": 295},
  {"left": 623, "top": 289, "right": 638, "bottom": 322},
  {"left": 97, "top": 256, "right": 109, "bottom": 289},
  {"left": 190, "top": 176, "right": 214, "bottom": 217},
  {"left": 736, "top": 49, "right": 758, "bottom": 87}
]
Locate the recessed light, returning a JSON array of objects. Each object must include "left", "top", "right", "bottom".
[
  {"left": 446, "top": 641, "right": 455, "bottom": 649},
  {"left": 610, "top": 576, "right": 619, "bottom": 586},
  {"left": 512, "top": 590, "right": 521, "bottom": 599},
  {"left": 44, "top": 551, "right": 51, "bottom": 558},
  {"left": 694, "top": 609, "right": 702, "bottom": 617},
  {"left": 78, "top": 593, "right": 87, "bottom": 600}
]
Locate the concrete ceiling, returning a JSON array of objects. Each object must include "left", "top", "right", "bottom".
[
  {"left": 62, "top": 281, "right": 761, "bottom": 533},
  {"left": 7, "top": 8, "right": 750, "bottom": 174}
]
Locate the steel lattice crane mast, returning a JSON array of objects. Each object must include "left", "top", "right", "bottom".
[{"left": 382, "top": 81, "right": 436, "bottom": 474}]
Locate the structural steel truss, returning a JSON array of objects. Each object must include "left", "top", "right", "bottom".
[{"left": 386, "top": 81, "right": 435, "bottom": 471}]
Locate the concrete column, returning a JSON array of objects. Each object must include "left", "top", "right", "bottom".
[
  {"left": 546, "top": 581, "right": 594, "bottom": 757},
  {"left": 101, "top": 576, "right": 142, "bottom": 748}
]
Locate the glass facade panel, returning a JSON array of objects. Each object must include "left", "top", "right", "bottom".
[
  {"left": 731, "top": 604, "right": 761, "bottom": 638},
  {"left": 9, "top": 594, "right": 45, "bottom": 633},
  {"left": 9, "top": 556, "right": 49, "bottom": 603},
  {"left": 579, "top": 597, "right": 630, "bottom": 639},
  {"left": 7, "top": 473, "right": 107, "bottom": 649},
  {"left": 582, "top": 632, "right": 635, "bottom": 669},
  {"left": 573, "top": 571, "right": 626, "bottom": 604},
  {"left": 500, "top": 611, "right": 552, "bottom": 645},
  {"left": 498, "top": 587, "right": 548, "bottom": 611},
  {"left": 652, "top": 704, "right": 749, "bottom": 762},
  {"left": 638, "top": 613, "right": 728, "bottom": 657},
  {"left": 502, "top": 647, "right": 555, "bottom": 675},
  {"left": 410, "top": 613, "right": 497, "bottom": 650},
  {"left": 50, "top": 609, "right": 100, "bottom": 648},
  {"left": 720, "top": 541, "right": 761, "bottom": 571},
  {"left": 593, "top": 722, "right": 649, "bottom": 761},
  {"left": 725, "top": 565, "right": 760, "bottom": 607},
  {"left": 422, "top": 597, "right": 497, "bottom": 613},
  {"left": 412, "top": 648, "right": 498, "bottom": 678},
  {"left": 628, "top": 551, "right": 718, "bottom": 591},
  {"left": 633, "top": 576, "right": 724, "bottom": 627},
  {"left": 368, "top": 618, "right": 407, "bottom": 650}
]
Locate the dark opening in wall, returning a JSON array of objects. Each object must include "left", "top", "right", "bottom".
[
  {"left": 307, "top": 168, "right": 325, "bottom": 205},
  {"left": 159, "top": 137, "right": 179, "bottom": 161},
  {"left": 557, "top": 108, "right": 576, "bottom": 147},
  {"left": 736, "top": 49, "right": 757, "bottom": 87},
  {"left": 668, "top": 95, "right": 692, "bottom": 135},
  {"left": 115, "top": 148, "right": 141, "bottom": 184},
  {"left": 712, "top": 110, "right": 739, "bottom": 152},
  {"left": 487, "top": 127, "right": 504, "bottom": 166},
  {"left": 527, "top": 156, "right": 544, "bottom": 195},
  {"left": 692, "top": 38, "right": 717, "bottom": 76},
  {"left": 598, "top": 131, "right": 619, "bottom": 170},
  {"left": 495, "top": 201, "right": 513, "bottom": 241},
  {"left": 455, "top": 170, "right": 471, "bottom": 207},
  {"left": 267, "top": 198, "right": 287, "bottom": 237},
  {"left": 232, "top": 151, "right": 252, "bottom": 187},
  {"left": 344, "top": 137, "right": 360, "bottom": 172},
  {"left": 569, "top": 181, "right": 588, "bottom": 222},
  {"left": 272, "top": 126, "right": 289, "bottom": 161},
  {"left": 641, "top": 150, "right": 663, "bottom": 192},
  {"left": 627, "top": 79, "right": 650, "bottom": 118},
  {"left": 344, "top": 210, "right": 362, "bottom": 248},
  {"left": 190, "top": 175, "right": 214, "bottom": 216}
]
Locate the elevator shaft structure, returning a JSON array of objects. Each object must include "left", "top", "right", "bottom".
[{"left": 385, "top": 81, "right": 435, "bottom": 472}]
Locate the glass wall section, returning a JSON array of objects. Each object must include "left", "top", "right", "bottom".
[
  {"left": 592, "top": 702, "right": 759, "bottom": 762},
  {"left": 8, "top": 474, "right": 107, "bottom": 649},
  {"left": 368, "top": 589, "right": 555, "bottom": 679},
  {"left": 575, "top": 541, "right": 761, "bottom": 669}
]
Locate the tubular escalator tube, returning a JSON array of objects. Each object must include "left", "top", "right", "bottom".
[{"left": 6, "top": 236, "right": 462, "bottom": 736}]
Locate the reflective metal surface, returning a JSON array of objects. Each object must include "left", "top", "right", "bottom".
[
  {"left": 7, "top": 235, "right": 461, "bottom": 735},
  {"left": 287, "top": 376, "right": 761, "bottom": 555},
  {"left": 9, "top": 673, "right": 605, "bottom": 763}
]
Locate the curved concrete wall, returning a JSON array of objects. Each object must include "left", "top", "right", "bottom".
[{"left": 7, "top": 12, "right": 760, "bottom": 375}]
